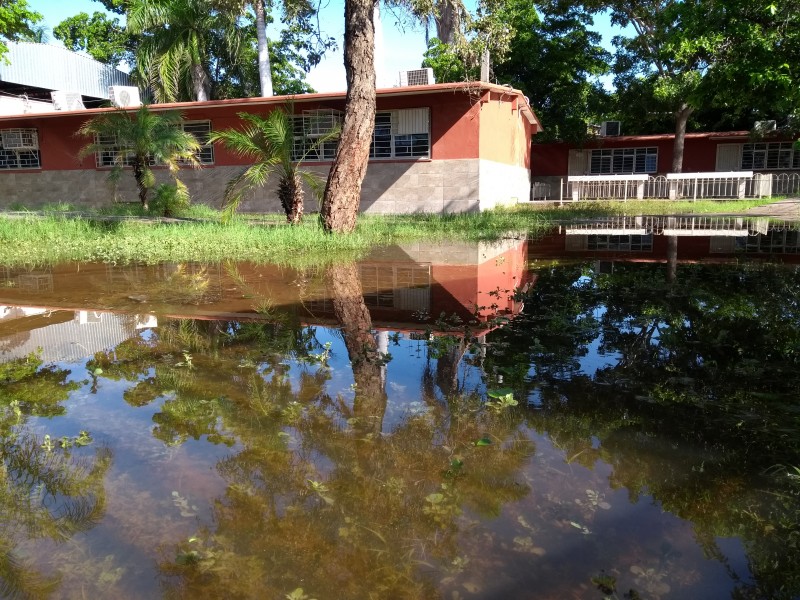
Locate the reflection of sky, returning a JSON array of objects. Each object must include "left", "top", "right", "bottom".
[
  {"left": 296, "top": 326, "right": 487, "bottom": 432},
  {"left": 5, "top": 306, "right": 764, "bottom": 598}
]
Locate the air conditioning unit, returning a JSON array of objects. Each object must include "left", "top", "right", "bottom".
[
  {"left": 600, "top": 120, "right": 621, "bottom": 137},
  {"left": 753, "top": 120, "right": 777, "bottom": 134},
  {"left": 50, "top": 91, "right": 85, "bottom": 111},
  {"left": 109, "top": 86, "right": 142, "bottom": 108},
  {"left": 399, "top": 68, "right": 435, "bottom": 87}
]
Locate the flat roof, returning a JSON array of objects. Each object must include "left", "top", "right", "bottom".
[{"left": 0, "top": 81, "right": 541, "bottom": 128}]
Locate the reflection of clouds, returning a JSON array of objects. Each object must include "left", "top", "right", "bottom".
[{"left": 389, "top": 381, "right": 407, "bottom": 393}]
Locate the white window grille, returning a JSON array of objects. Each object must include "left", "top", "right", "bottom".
[
  {"left": 586, "top": 235, "right": 653, "bottom": 251},
  {"left": 181, "top": 121, "right": 214, "bottom": 165},
  {"left": 290, "top": 108, "right": 431, "bottom": 161},
  {"left": 370, "top": 109, "right": 430, "bottom": 159},
  {"left": 742, "top": 142, "right": 799, "bottom": 170},
  {"left": 95, "top": 121, "right": 214, "bottom": 168},
  {"left": 0, "top": 128, "right": 41, "bottom": 169},
  {"left": 589, "top": 147, "right": 657, "bottom": 175}
]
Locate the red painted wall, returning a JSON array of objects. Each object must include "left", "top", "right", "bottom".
[
  {"left": 0, "top": 88, "right": 511, "bottom": 172},
  {"left": 531, "top": 134, "right": 746, "bottom": 177}
]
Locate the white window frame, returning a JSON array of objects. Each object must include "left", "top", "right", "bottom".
[
  {"left": 291, "top": 110, "right": 342, "bottom": 162},
  {"left": 0, "top": 128, "right": 41, "bottom": 170},
  {"left": 290, "top": 108, "right": 431, "bottom": 162},
  {"left": 589, "top": 147, "right": 658, "bottom": 175},
  {"left": 741, "top": 142, "right": 800, "bottom": 170},
  {"left": 180, "top": 120, "right": 214, "bottom": 165}
]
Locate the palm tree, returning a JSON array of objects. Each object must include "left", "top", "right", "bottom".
[
  {"left": 128, "top": 0, "right": 242, "bottom": 102},
  {"left": 78, "top": 105, "right": 201, "bottom": 211},
  {"left": 208, "top": 108, "right": 328, "bottom": 224}
]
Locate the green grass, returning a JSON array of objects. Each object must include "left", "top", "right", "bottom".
[
  {"left": 0, "top": 198, "right": 785, "bottom": 267},
  {"left": 519, "top": 198, "right": 775, "bottom": 218}
]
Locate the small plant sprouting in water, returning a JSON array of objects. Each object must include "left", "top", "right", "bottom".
[
  {"left": 308, "top": 341, "right": 332, "bottom": 366},
  {"left": 286, "top": 588, "right": 317, "bottom": 600},
  {"left": 307, "top": 480, "right": 335, "bottom": 505},
  {"left": 40, "top": 434, "right": 55, "bottom": 453},
  {"left": 485, "top": 388, "right": 518, "bottom": 412},
  {"left": 175, "top": 351, "right": 194, "bottom": 369}
]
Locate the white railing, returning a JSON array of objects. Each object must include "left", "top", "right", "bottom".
[
  {"left": 533, "top": 171, "right": 791, "bottom": 202},
  {"left": 665, "top": 171, "right": 753, "bottom": 200},
  {"left": 772, "top": 173, "right": 800, "bottom": 196}
]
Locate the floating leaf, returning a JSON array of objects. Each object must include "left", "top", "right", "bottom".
[
  {"left": 93, "top": 368, "right": 103, "bottom": 376},
  {"left": 474, "top": 437, "right": 492, "bottom": 446},
  {"left": 487, "top": 387, "right": 514, "bottom": 399}
]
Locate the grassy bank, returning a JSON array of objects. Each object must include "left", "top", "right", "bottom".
[{"left": 0, "top": 198, "right": 779, "bottom": 266}]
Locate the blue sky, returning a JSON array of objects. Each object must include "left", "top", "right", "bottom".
[{"left": 28, "top": 0, "right": 617, "bottom": 93}]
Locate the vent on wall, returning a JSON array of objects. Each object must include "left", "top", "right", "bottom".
[
  {"left": 600, "top": 120, "right": 621, "bottom": 137},
  {"left": 109, "top": 86, "right": 142, "bottom": 108},
  {"left": 399, "top": 68, "right": 435, "bottom": 87},
  {"left": 51, "top": 91, "right": 85, "bottom": 111}
]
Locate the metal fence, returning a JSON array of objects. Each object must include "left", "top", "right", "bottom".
[{"left": 531, "top": 172, "right": 800, "bottom": 202}]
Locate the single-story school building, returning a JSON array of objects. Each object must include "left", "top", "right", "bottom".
[
  {"left": 531, "top": 130, "right": 800, "bottom": 197},
  {"left": 0, "top": 82, "right": 540, "bottom": 214}
]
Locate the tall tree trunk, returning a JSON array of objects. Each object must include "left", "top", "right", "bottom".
[
  {"left": 191, "top": 63, "right": 211, "bottom": 102},
  {"left": 133, "top": 159, "right": 149, "bottom": 210},
  {"left": 320, "top": 0, "right": 377, "bottom": 234},
  {"left": 671, "top": 103, "right": 694, "bottom": 173},
  {"left": 326, "top": 262, "right": 387, "bottom": 439},
  {"left": 254, "top": 0, "right": 273, "bottom": 97},
  {"left": 435, "top": 0, "right": 460, "bottom": 45}
]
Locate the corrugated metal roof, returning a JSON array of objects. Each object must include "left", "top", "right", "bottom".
[{"left": 0, "top": 42, "right": 131, "bottom": 99}]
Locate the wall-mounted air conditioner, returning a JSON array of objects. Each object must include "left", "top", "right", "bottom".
[
  {"left": 753, "top": 120, "right": 777, "bottom": 134},
  {"left": 399, "top": 68, "right": 435, "bottom": 87},
  {"left": 109, "top": 86, "right": 142, "bottom": 108},
  {"left": 51, "top": 91, "right": 85, "bottom": 111},
  {"left": 600, "top": 120, "right": 621, "bottom": 137}
]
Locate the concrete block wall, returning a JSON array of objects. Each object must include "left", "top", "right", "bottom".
[{"left": 0, "top": 158, "right": 524, "bottom": 214}]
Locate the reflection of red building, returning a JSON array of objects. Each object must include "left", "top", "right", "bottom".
[
  {"left": 0, "top": 239, "right": 530, "bottom": 348},
  {"left": 528, "top": 217, "right": 800, "bottom": 264}
]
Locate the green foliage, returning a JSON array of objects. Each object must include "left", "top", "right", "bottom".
[
  {"left": 53, "top": 11, "right": 133, "bottom": 66},
  {"left": 492, "top": 0, "right": 611, "bottom": 142},
  {"left": 0, "top": 200, "right": 773, "bottom": 266},
  {"left": 77, "top": 105, "right": 201, "bottom": 209},
  {"left": 208, "top": 108, "right": 329, "bottom": 223},
  {"left": 127, "top": 0, "right": 241, "bottom": 101},
  {"left": 0, "top": 0, "right": 42, "bottom": 62},
  {"left": 151, "top": 180, "right": 191, "bottom": 217},
  {"left": 422, "top": 38, "right": 477, "bottom": 83}
]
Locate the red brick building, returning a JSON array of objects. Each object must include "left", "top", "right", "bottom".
[{"left": 0, "top": 82, "right": 540, "bottom": 214}]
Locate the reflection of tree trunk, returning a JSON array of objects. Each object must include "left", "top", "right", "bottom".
[
  {"left": 434, "top": 338, "right": 467, "bottom": 397},
  {"left": 326, "top": 263, "right": 386, "bottom": 438},
  {"left": 666, "top": 235, "right": 678, "bottom": 284}
]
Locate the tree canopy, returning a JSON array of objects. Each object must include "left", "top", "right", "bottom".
[{"left": 0, "top": 0, "right": 42, "bottom": 61}]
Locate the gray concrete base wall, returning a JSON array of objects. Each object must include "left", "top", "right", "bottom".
[{"left": 0, "top": 158, "right": 530, "bottom": 214}]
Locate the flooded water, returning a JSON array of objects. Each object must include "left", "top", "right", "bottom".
[{"left": 1, "top": 217, "right": 800, "bottom": 599}]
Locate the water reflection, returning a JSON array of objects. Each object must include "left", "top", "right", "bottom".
[{"left": 0, "top": 232, "right": 799, "bottom": 598}]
